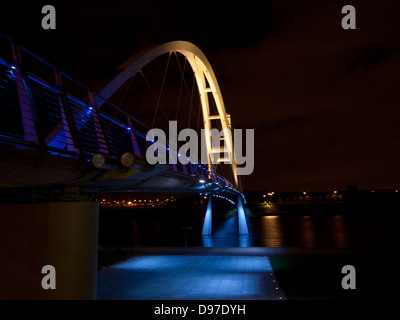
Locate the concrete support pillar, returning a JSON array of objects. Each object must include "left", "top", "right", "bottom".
[
  {"left": 202, "top": 196, "right": 212, "bottom": 236},
  {"left": 0, "top": 201, "right": 98, "bottom": 299},
  {"left": 238, "top": 197, "right": 249, "bottom": 236}
]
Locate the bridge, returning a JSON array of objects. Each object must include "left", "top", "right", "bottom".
[{"left": 0, "top": 34, "right": 249, "bottom": 299}]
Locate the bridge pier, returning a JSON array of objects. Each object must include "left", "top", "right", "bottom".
[
  {"left": 0, "top": 201, "right": 98, "bottom": 299},
  {"left": 238, "top": 197, "right": 249, "bottom": 236},
  {"left": 202, "top": 197, "right": 212, "bottom": 236}
]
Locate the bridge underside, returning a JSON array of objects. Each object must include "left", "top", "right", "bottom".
[{"left": 0, "top": 145, "right": 239, "bottom": 198}]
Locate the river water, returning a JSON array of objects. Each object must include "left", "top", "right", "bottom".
[{"left": 99, "top": 207, "right": 400, "bottom": 249}]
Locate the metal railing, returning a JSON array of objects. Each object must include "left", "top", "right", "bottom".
[{"left": 0, "top": 33, "right": 236, "bottom": 189}]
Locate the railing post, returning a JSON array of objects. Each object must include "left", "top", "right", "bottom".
[
  {"left": 181, "top": 163, "right": 188, "bottom": 175},
  {"left": 166, "top": 140, "right": 178, "bottom": 172},
  {"left": 10, "top": 42, "right": 39, "bottom": 145},
  {"left": 52, "top": 69, "right": 80, "bottom": 155},
  {"left": 88, "top": 92, "right": 109, "bottom": 155},
  {"left": 188, "top": 163, "right": 195, "bottom": 175},
  {"left": 211, "top": 171, "right": 217, "bottom": 183},
  {"left": 127, "top": 116, "right": 141, "bottom": 156}
]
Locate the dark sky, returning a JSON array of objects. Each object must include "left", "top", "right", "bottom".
[{"left": 1, "top": 0, "right": 399, "bottom": 191}]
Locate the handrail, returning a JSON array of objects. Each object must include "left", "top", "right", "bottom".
[{"left": 0, "top": 32, "right": 238, "bottom": 191}]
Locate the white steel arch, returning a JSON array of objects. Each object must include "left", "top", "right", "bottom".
[{"left": 98, "top": 41, "right": 239, "bottom": 186}]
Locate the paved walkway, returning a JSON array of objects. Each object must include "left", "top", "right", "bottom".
[{"left": 97, "top": 255, "right": 286, "bottom": 300}]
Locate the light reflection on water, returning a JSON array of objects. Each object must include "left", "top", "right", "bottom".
[
  {"left": 253, "top": 215, "right": 351, "bottom": 248},
  {"left": 101, "top": 210, "right": 362, "bottom": 248},
  {"left": 259, "top": 216, "right": 283, "bottom": 247},
  {"left": 300, "top": 216, "right": 316, "bottom": 248},
  {"left": 331, "top": 215, "right": 349, "bottom": 248}
]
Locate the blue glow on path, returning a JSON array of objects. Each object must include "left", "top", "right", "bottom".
[{"left": 97, "top": 255, "right": 286, "bottom": 300}]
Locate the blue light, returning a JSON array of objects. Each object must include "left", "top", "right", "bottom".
[
  {"left": 238, "top": 197, "right": 249, "bottom": 235},
  {"left": 135, "top": 132, "right": 147, "bottom": 139},
  {"left": 86, "top": 106, "right": 93, "bottom": 115},
  {"left": 202, "top": 197, "right": 212, "bottom": 236},
  {"left": 11, "top": 65, "right": 16, "bottom": 70},
  {"left": 7, "top": 69, "right": 16, "bottom": 81},
  {"left": 26, "top": 74, "right": 53, "bottom": 90},
  {"left": 99, "top": 255, "right": 282, "bottom": 299},
  {"left": 127, "top": 126, "right": 132, "bottom": 132}
]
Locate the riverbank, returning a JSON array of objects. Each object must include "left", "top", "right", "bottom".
[{"left": 97, "top": 246, "right": 399, "bottom": 300}]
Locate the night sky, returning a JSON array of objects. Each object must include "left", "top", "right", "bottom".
[{"left": 1, "top": 0, "right": 399, "bottom": 192}]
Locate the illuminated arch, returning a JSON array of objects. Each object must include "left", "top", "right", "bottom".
[{"left": 98, "top": 41, "right": 238, "bottom": 186}]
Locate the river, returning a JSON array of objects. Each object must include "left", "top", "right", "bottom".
[{"left": 98, "top": 206, "right": 400, "bottom": 249}]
